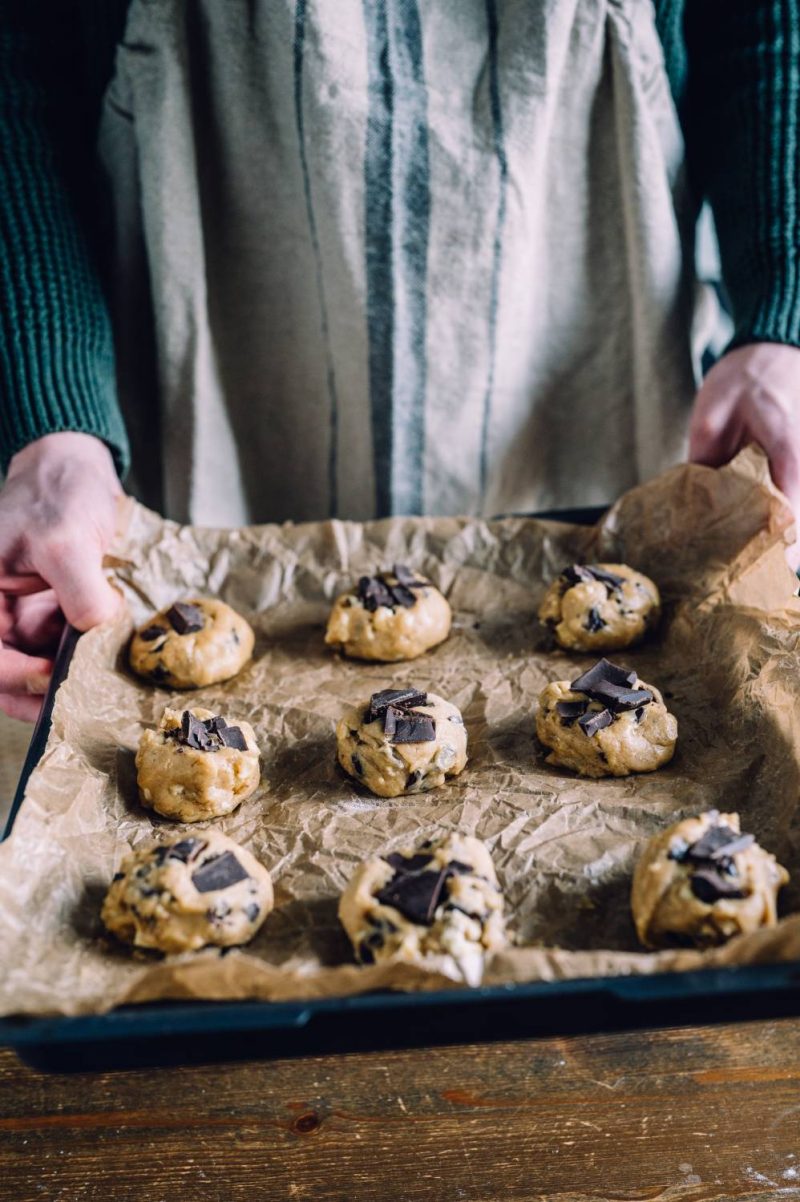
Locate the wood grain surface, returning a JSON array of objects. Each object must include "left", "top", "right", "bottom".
[{"left": 2, "top": 1019, "right": 799, "bottom": 1202}]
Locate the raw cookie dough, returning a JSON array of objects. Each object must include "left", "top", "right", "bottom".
[
  {"left": 336, "top": 687, "right": 468, "bottom": 798},
  {"left": 539, "top": 563, "right": 660, "bottom": 652},
  {"left": 325, "top": 564, "right": 451, "bottom": 661},
  {"left": 338, "top": 832, "right": 506, "bottom": 985},
  {"left": 536, "top": 657, "right": 677, "bottom": 778},
  {"left": 101, "top": 829, "right": 273, "bottom": 953},
  {"left": 632, "top": 810, "right": 789, "bottom": 948},
  {"left": 136, "top": 706, "right": 261, "bottom": 822},
  {"left": 129, "top": 598, "right": 254, "bottom": 688}
]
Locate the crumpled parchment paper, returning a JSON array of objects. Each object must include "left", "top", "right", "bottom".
[{"left": 2, "top": 446, "right": 800, "bottom": 1017}]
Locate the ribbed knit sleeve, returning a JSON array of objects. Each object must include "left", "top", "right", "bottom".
[
  {"left": 0, "top": 17, "right": 129, "bottom": 474},
  {"left": 680, "top": 1, "right": 800, "bottom": 350}
]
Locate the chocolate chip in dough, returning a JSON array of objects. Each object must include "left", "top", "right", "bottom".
[
  {"left": 191, "top": 851, "right": 251, "bottom": 893},
  {"left": 585, "top": 607, "right": 606, "bottom": 633},
  {"left": 690, "top": 866, "right": 747, "bottom": 903},
  {"left": 555, "top": 700, "right": 588, "bottom": 725},
  {"left": 578, "top": 708, "right": 614, "bottom": 737},
  {"left": 383, "top": 706, "right": 436, "bottom": 744},
  {"left": 166, "top": 601, "right": 205, "bottom": 635},
  {"left": 376, "top": 867, "right": 450, "bottom": 925},
  {"left": 366, "top": 688, "right": 428, "bottom": 724},
  {"left": 139, "top": 624, "right": 167, "bottom": 642},
  {"left": 168, "top": 838, "right": 206, "bottom": 863}
]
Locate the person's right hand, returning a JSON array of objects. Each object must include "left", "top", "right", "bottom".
[{"left": 0, "top": 432, "right": 122, "bottom": 721}]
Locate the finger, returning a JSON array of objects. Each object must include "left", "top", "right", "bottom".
[
  {"left": 34, "top": 536, "right": 121, "bottom": 631},
  {"left": 0, "top": 645, "right": 53, "bottom": 695},
  {"left": 10, "top": 590, "right": 63, "bottom": 655},
  {"left": 0, "top": 691, "right": 43, "bottom": 723},
  {"left": 0, "top": 573, "right": 49, "bottom": 595}
]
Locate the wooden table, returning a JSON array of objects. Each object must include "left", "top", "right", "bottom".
[{"left": 2, "top": 1019, "right": 799, "bottom": 1201}]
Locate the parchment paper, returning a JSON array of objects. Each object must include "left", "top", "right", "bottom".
[{"left": 3, "top": 446, "right": 800, "bottom": 1018}]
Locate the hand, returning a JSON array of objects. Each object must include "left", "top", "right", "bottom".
[
  {"left": 689, "top": 343, "right": 800, "bottom": 561},
  {"left": 0, "top": 433, "right": 122, "bottom": 721}
]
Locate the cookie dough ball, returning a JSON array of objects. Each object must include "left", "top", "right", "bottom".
[
  {"left": 325, "top": 564, "right": 451, "bottom": 661},
  {"left": 136, "top": 706, "right": 261, "bottom": 822},
  {"left": 539, "top": 563, "right": 660, "bottom": 652},
  {"left": 129, "top": 599, "right": 254, "bottom": 688},
  {"left": 632, "top": 810, "right": 789, "bottom": 948},
  {"left": 101, "top": 829, "right": 273, "bottom": 953},
  {"left": 338, "top": 832, "right": 506, "bottom": 985},
  {"left": 536, "top": 657, "right": 677, "bottom": 778},
  {"left": 336, "top": 687, "right": 468, "bottom": 798}
]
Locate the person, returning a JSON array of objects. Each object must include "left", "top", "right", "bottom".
[{"left": 1, "top": 0, "right": 799, "bottom": 722}]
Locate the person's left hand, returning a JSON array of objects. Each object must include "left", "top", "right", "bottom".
[{"left": 689, "top": 342, "right": 800, "bottom": 562}]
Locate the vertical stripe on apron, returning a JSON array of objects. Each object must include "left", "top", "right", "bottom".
[
  {"left": 479, "top": 0, "right": 508, "bottom": 499},
  {"left": 293, "top": 0, "right": 339, "bottom": 516},
  {"left": 362, "top": 0, "right": 430, "bottom": 517}
]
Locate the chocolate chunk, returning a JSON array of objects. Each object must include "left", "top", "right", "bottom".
[
  {"left": 244, "top": 902, "right": 261, "bottom": 923},
  {"left": 406, "top": 770, "right": 421, "bottom": 788},
  {"left": 357, "top": 939, "right": 376, "bottom": 965},
  {"left": 388, "top": 581, "right": 417, "bottom": 608},
  {"left": 357, "top": 575, "right": 395, "bottom": 612},
  {"left": 585, "top": 607, "right": 606, "bottom": 633},
  {"left": 351, "top": 753, "right": 364, "bottom": 776},
  {"left": 686, "top": 825, "right": 754, "bottom": 864},
  {"left": 214, "top": 720, "right": 248, "bottom": 751},
  {"left": 139, "top": 624, "right": 167, "bottom": 642},
  {"left": 585, "top": 566, "right": 625, "bottom": 589},
  {"left": 191, "top": 851, "right": 250, "bottom": 893},
  {"left": 149, "top": 663, "right": 171, "bottom": 684},
  {"left": 634, "top": 706, "right": 646, "bottom": 723},
  {"left": 376, "top": 867, "right": 450, "bottom": 925},
  {"left": 166, "top": 601, "right": 205, "bottom": 635},
  {"left": 578, "top": 708, "right": 614, "bottom": 737},
  {"left": 561, "top": 565, "right": 595, "bottom": 586},
  {"left": 384, "top": 852, "right": 434, "bottom": 873},
  {"left": 571, "top": 658, "right": 637, "bottom": 694},
  {"left": 690, "top": 866, "right": 747, "bottom": 903},
  {"left": 168, "top": 838, "right": 205, "bottom": 863},
  {"left": 384, "top": 706, "right": 436, "bottom": 744},
  {"left": 112, "top": 871, "right": 125, "bottom": 882},
  {"left": 556, "top": 699, "right": 588, "bottom": 725},
  {"left": 179, "top": 711, "right": 215, "bottom": 751},
  {"left": 588, "top": 682, "right": 653, "bottom": 711},
  {"left": 392, "top": 564, "right": 426, "bottom": 588},
  {"left": 366, "top": 688, "right": 428, "bottom": 724}
]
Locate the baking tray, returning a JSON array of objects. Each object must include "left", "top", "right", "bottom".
[{"left": 2, "top": 507, "right": 800, "bottom": 1072}]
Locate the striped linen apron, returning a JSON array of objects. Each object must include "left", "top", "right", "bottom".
[{"left": 98, "top": 0, "right": 698, "bottom": 526}]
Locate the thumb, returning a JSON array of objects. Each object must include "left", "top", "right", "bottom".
[{"left": 35, "top": 535, "right": 121, "bottom": 631}]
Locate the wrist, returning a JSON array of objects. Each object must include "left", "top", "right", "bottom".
[{"left": 7, "top": 433, "right": 120, "bottom": 490}]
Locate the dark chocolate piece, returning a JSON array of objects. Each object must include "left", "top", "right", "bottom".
[
  {"left": 357, "top": 575, "right": 396, "bottom": 613},
  {"left": 191, "top": 851, "right": 250, "bottom": 893},
  {"left": 244, "top": 902, "right": 261, "bottom": 923},
  {"left": 351, "top": 754, "right": 364, "bottom": 776},
  {"left": 448, "top": 860, "right": 474, "bottom": 875},
  {"left": 571, "top": 658, "right": 637, "bottom": 694},
  {"left": 585, "top": 607, "right": 606, "bottom": 633},
  {"left": 555, "top": 699, "right": 588, "bottom": 725},
  {"left": 376, "top": 867, "right": 450, "bottom": 925},
  {"left": 392, "top": 564, "right": 427, "bottom": 588},
  {"left": 168, "top": 838, "right": 205, "bottom": 863},
  {"left": 634, "top": 706, "right": 646, "bottom": 723},
  {"left": 384, "top": 852, "right": 434, "bottom": 873},
  {"left": 139, "top": 624, "right": 167, "bottom": 642},
  {"left": 585, "top": 566, "right": 625, "bottom": 589},
  {"left": 112, "top": 872, "right": 125, "bottom": 882},
  {"left": 690, "top": 866, "right": 747, "bottom": 904},
  {"left": 406, "top": 770, "right": 421, "bottom": 788},
  {"left": 561, "top": 565, "right": 595, "bottom": 586},
  {"left": 166, "top": 601, "right": 205, "bottom": 635},
  {"left": 561, "top": 564, "right": 625, "bottom": 590},
  {"left": 366, "top": 688, "right": 428, "bottom": 724},
  {"left": 586, "top": 682, "right": 653, "bottom": 711},
  {"left": 383, "top": 706, "right": 436, "bottom": 744},
  {"left": 685, "top": 825, "right": 754, "bottom": 864},
  {"left": 388, "top": 581, "right": 417, "bottom": 608},
  {"left": 149, "top": 663, "right": 171, "bottom": 685},
  {"left": 181, "top": 710, "right": 217, "bottom": 751},
  {"left": 214, "top": 720, "right": 248, "bottom": 751},
  {"left": 578, "top": 708, "right": 614, "bottom": 737},
  {"left": 358, "top": 939, "right": 376, "bottom": 965}
]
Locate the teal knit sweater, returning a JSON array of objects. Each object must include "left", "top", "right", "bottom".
[{"left": 1, "top": 1, "right": 799, "bottom": 477}]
